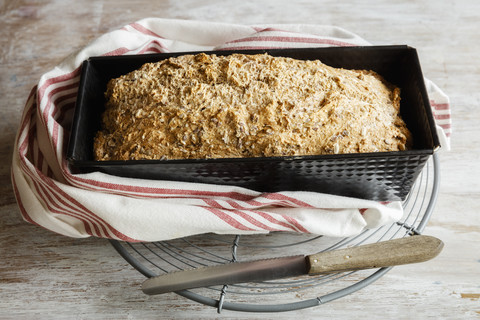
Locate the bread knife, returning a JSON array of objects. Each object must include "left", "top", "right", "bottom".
[{"left": 142, "top": 235, "right": 443, "bottom": 295}]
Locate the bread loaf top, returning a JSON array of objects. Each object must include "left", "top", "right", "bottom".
[{"left": 94, "top": 53, "right": 412, "bottom": 161}]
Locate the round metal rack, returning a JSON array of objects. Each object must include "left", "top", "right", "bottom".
[{"left": 110, "top": 153, "right": 440, "bottom": 313}]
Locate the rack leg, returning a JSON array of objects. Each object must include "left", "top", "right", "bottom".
[{"left": 216, "top": 235, "right": 241, "bottom": 313}]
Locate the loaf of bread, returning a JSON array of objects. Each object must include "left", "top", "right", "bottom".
[{"left": 94, "top": 53, "right": 412, "bottom": 161}]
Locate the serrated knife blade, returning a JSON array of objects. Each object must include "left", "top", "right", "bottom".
[{"left": 142, "top": 235, "right": 443, "bottom": 295}]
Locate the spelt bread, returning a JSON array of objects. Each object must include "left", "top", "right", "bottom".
[{"left": 94, "top": 53, "right": 412, "bottom": 161}]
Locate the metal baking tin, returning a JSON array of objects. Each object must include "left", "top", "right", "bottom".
[{"left": 67, "top": 46, "right": 440, "bottom": 201}]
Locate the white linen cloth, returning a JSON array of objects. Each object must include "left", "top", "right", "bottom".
[{"left": 11, "top": 18, "right": 451, "bottom": 242}]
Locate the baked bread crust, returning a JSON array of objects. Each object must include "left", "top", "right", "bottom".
[{"left": 94, "top": 53, "right": 412, "bottom": 161}]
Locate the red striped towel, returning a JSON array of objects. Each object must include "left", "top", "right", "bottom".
[{"left": 11, "top": 18, "right": 451, "bottom": 242}]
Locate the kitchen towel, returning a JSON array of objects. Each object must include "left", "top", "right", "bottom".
[{"left": 11, "top": 18, "right": 451, "bottom": 242}]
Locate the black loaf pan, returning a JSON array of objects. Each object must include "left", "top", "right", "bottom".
[{"left": 67, "top": 46, "right": 440, "bottom": 201}]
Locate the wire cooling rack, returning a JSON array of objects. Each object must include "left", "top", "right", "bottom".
[{"left": 110, "top": 153, "right": 440, "bottom": 313}]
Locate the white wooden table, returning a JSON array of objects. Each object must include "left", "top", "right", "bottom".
[{"left": 1, "top": 0, "right": 479, "bottom": 318}]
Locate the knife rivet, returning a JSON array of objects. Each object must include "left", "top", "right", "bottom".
[
  {"left": 313, "top": 259, "right": 318, "bottom": 263},
  {"left": 345, "top": 255, "right": 351, "bottom": 259}
]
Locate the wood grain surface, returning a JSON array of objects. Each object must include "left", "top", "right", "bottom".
[
  {"left": 307, "top": 236, "right": 445, "bottom": 274},
  {"left": 1, "top": 0, "right": 479, "bottom": 319}
]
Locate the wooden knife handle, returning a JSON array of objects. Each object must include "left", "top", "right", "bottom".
[{"left": 307, "top": 235, "right": 443, "bottom": 275}]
